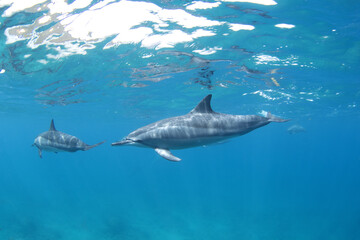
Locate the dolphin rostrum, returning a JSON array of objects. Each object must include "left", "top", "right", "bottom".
[
  {"left": 33, "top": 119, "right": 105, "bottom": 158},
  {"left": 111, "top": 94, "right": 289, "bottom": 162}
]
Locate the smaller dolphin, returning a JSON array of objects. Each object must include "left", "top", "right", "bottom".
[
  {"left": 33, "top": 119, "right": 104, "bottom": 158},
  {"left": 287, "top": 124, "right": 306, "bottom": 134}
]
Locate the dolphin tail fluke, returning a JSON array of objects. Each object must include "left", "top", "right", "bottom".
[
  {"left": 267, "top": 112, "right": 290, "bottom": 123},
  {"left": 84, "top": 141, "right": 105, "bottom": 151},
  {"left": 155, "top": 148, "right": 181, "bottom": 162}
]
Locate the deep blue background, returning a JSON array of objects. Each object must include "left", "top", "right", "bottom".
[{"left": 0, "top": 0, "right": 360, "bottom": 239}]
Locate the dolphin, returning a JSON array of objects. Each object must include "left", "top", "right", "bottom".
[
  {"left": 287, "top": 124, "right": 306, "bottom": 134},
  {"left": 111, "top": 94, "right": 289, "bottom": 161},
  {"left": 33, "top": 119, "right": 105, "bottom": 158}
]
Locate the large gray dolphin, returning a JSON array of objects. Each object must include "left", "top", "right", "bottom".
[
  {"left": 112, "top": 94, "right": 289, "bottom": 161},
  {"left": 33, "top": 119, "right": 104, "bottom": 158}
]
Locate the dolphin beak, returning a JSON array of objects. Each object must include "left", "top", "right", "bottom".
[{"left": 111, "top": 138, "right": 133, "bottom": 146}]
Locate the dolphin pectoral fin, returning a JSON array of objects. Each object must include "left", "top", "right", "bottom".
[
  {"left": 155, "top": 148, "right": 181, "bottom": 162},
  {"left": 38, "top": 149, "right": 42, "bottom": 158}
]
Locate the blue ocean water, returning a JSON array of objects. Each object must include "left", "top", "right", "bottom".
[{"left": 0, "top": 0, "right": 360, "bottom": 239}]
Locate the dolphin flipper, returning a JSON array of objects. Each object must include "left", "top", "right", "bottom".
[
  {"left": 38, "top": 148, "right": 42, "bottom": 158},
  {"left": 155, "top": 148, "right": 181, "bottom": 162}
]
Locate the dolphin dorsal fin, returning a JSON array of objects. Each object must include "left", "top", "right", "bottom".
[
  {"left": 190, "top": 94, "right": 214, "bottom": 114},
  {"left": 49, "top": 119, "right": 56, "bottom": 131}
]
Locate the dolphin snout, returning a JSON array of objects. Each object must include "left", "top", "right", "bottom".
[{"left": 111, "top": 138, "right": 133, "bottom": 146}]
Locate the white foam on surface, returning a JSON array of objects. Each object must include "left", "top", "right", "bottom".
[
  {"left": 254, "top": 54, "right": 300, "bottom": 66},
  {"left": 3, "top": 0, "right": 257, "bottom": 58},
  {"left": 46, "top": 42, "right": 95, "bottom": 59},
  {"left": 47, "top": 0, "right": 93, "bottom": 14},
  {"left": 38, "top": 15, "right": 52, "bottom": 24},
  {"left": 220, "top": 0, "right": 277, "bottom": 5},
  {"left": 186, "top": 1, "right": 221, "bottom": 10},
  {"left": 104, "top": 27, "right": 153, "bottom": 49},
  {"left": 158, "top": 9, "right": 223, "bottom": 28},
  {"left": 275, "top": 23, "right": 295, "bottom": 29},
  {"left": 37, "top": 59, "right": 49, "bottom": 65},
  {"left": 0, "top": 0, "right": 47, "bottom": 17},
  {"left": 254, "top": 54, "right": 281, "bottom": 64},
  {"left": 249, "top": 89, "right": 294, "bottom": 101},
  {"left": 193, "top": 47, "right": 222, "bottom": 55},
  {"left": 142, "top": 30, "right": 194, "bottom": 50},
  {"left": 191, "top": 29, "right": 216, "bottom": 38},
  {"left": 89, "top": 0, "right": 116, "bottom": 10},
  {"left": 62, "top": 1, "right": 162, "bottom": 41},
  {"left": 251, "top": 90, "right": 276, "bottom": 100},
  {"left": 228, "top": 23, "right": 255, "bottom": 31},
  {"left": 4, "top": 26, "right": 31, "bottom": 44}
]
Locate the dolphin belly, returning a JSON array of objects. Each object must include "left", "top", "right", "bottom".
[
  {"left": 144, "top": 135, "right": 231, "bottom": 149},
  {"left": 38, "top": 145, "right": 68, "bottom": 153},
  {"left": 134, "top": 126, "right": 238, "bottom": 149}
]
